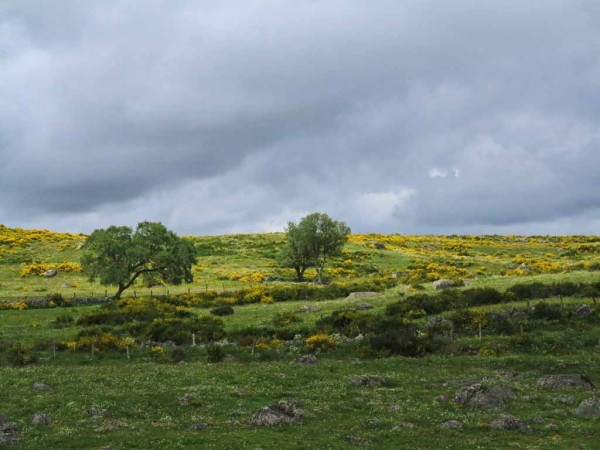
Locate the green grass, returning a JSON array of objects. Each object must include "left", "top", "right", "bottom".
[{"left": 1, "top": 227, "right": 599, "bottom": 448}]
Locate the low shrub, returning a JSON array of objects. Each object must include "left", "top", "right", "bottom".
[
  {"left": 210, "top": 305, "right": 234, "bottom": 316},
  {"left": 305, "top": 334, "right": 337, "bottom": 352}
]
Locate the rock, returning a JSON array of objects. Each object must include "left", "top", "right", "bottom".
[
  {"left": 295, "top": 354, "right": 318, "bottom": 365},
  {"left": 0, "top": 413, "right": 18, "bottom": 447},
  {"left": 387, "top": 405, "right": 401, "bottom": 412},
  {"left": 76, "top": 242, "right": 85, "bottom": 250},
  {"left": 223, "top": 354, "right": 236, "bottom": 362},
  {"left": 189, "top": 422, "right": 211, "bottom": 431},
  {"left": 574, "top": 304, "right": 593, "bottom": 316},
  {"left": 32, "top": 412, "right": 52, "bottom": 426},
  {"left": 518, "top": 263, "right": 531, "bottom": 272},
  {"left": 33, "top": 383, "right": 52, "bottom": 391},
  {"left": 0, "top": 414, "right": 17, "bottom": 434},
  {"left": 298, "top": 305, "right": 320, "bottom": 313},
  {"left": 347, "top": 292, "right": 378, "bottom": 300},
  {"left": 178, "top": 394, "right": 198, "bottom": 405},
  {"left": 250, "top": 401, "right": 303, "bottom": 427},
  {"left": 550, "top": 395, "right": 574, "bottom": 405},
  {"left": 574, "top": 397, "right": 600, "bottom": 419},
  {"left": 43, "top": 269, "right": 57, "bottom": 277},
  {"left": 60, "top": 282, "right": 73, "bottom": 288},
  {"left": 544, "top": 423, "right": 559, "bottom": 431},
  {"left": 86, "top": 408, "right": 109, "bottom": 418},
  {"left": 537, "top": 374, "right": 594, "bottom": 391},
  {"left": 433, "top": 279, "right": 454, "bottom": 290},
  {"left": 373, "top": 242, "right": 387, "bottom": 250},
  {"left": 343, "top": 435, "right": 369, "bottom": 445},
  {"left": 355, "top": 302, "right": 374, "bottom": 310},
  {"left": 489, "top": 414, "right": 531, "bottom": 434},
  {"left": 453, "top": 383, "right": 515, "bottom": 410},
  {"left": 350, "top": 375, "right": 389, "bottom": 387},
  {"left": 400, "top": 422, "right": 414, "bottom": 429},
  {"left": 427, "top": 317, "right": 452, "bottom": 330},
  {"left": 533, "top": 416, "right": 545, "bottom": 424},
  {"left": 435, "top": 394, "right": 448, "bottom": 402},
  {"left": 441, "top": 420, "right": 462, "bottom": 430},
  {"left": 95, "top": 420, "right": 122, "bottom": 433},
  {"left": 25, "top": 298, "right": 49, "bottom": 308}
]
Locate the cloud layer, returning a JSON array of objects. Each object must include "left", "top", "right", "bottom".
[{"left": 1, "top": 0, "right": 600, "bottom": 234}]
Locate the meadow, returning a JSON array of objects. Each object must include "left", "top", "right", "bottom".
[{"left": 0, "top": 225, "right": 599, "bottom": 449}]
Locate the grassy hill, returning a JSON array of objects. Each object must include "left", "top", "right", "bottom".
[{"left": 0, "top": 225, "right": 598, "bottom": 449}]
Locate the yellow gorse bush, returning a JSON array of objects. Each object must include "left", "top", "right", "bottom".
[
  {"left": 305, "top": 334, "right": 337, "bottom": 351},
  {"left": 20, "top": 262, "right": 82, "bottom": 277}
]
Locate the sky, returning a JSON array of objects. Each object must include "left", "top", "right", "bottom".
[{"left": 1, "top": 0, "right": 600, "bottom": 236}]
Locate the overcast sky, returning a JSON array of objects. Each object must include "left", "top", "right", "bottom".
[{"left": 1, "top": 0, "right": 600, "bottom": 235}]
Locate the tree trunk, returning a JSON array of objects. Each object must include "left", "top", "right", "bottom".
[
  {"left": 295, "top": 266, "right": 304, "bottom": 282},
  {"left": 113, "top": 284, "right": 126, "bottom": 299}
]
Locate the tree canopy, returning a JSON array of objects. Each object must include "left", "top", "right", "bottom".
[
  {"left": 81, "top": 221, "right": 197, "bottom": 299},
  {"left": 280, "top": 212, "right": 351, "bottom": 282}
]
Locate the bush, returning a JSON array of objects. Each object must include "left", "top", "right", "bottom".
[
  {"left": 52, "top": 314, "right": 75, "bottom": 329},
  {"left": 3, "top": 343, "right": 38, "bottom": 366},
  {"left": 461, "top": 287, "right": 504, "bottom": 306},
  {"left": 206, "top": 344, "right": 226, "bottom": 363},
  {"left": 169, "top": 347, "right": 188, "bottom": 363},
  {"left": 305, "top": 334, "right": 337, "bottom": 352},
  {"left": 144, "top": 316, "right": 224, "bottom": 345},
  {"left": 530, "top": 302, "right": 564, "bottom": 321},
  {"left": 367, "top": 324, "right": 431, "bottom": 357},
  {"left": 210, "top": 305, "right": 234, "bottom": 316},
  {"left": 316, "top": 310, "right": 374, "bottom": 336},
  {"left": 272, "top": 311, "right": 301, "bottom": 328}
]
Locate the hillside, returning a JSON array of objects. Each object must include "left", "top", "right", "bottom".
[{"left": 0, "top": 225, "right": 598, "bottom": 449}]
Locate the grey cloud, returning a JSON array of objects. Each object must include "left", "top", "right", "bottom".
[{"left": 1, "top": 1, "right": 599, "bottom": 234}]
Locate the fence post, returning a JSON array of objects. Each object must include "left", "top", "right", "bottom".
[{"left": 192, "top": 333, "right": 196, "bottom": 346}]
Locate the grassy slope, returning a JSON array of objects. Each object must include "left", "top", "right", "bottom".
[{"left": 0, "top": 226, "right": 599, "bottom": 449}]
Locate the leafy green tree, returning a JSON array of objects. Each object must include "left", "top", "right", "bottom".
[
  {"left": 81, "top": 221, "right": 197, "bottom": 299},
  {"left": 281, "top": 213, "right": 351, "bottom": 282}
]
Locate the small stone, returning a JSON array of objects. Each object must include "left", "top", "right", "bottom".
[
  {"left": 295, "top": 354, "right": 318, "bottom": 365},
  {"left": 550, "top": 395, "right": 574, "bottom": 405},
  {"left": 435, "top": 394, "right": 448, "bottom": 402},
  {"left": 178, "top": 394, "right": 197, "bottom": 405},
  {"left": 533, "top": 416, "right": 545, "bottom": 424},
  {"left": 574, "top": 304, "right": 593, "bottom": 316},
  {"left": 489, "top": 414, "right": 531, "bottom": 434},
  {"left": 223, "top": 354, "right": 236, "bottom": 362},
  {"left": 232, "top": 389, "right": 245, "bottom": 397},
  {"left": 43, "top": 269, "right": 57, "bottom": 277},
  {"left": 299, "top": 305, "right": 321, "bottom": 313},
  {"left": 32, "top": 412, "right": 52, "bottom": 426},
  {"left": 343, "top": 435, "right": 369, "bottom": 445},
  {"left": 574, "top": 397, "right": 600, "bottom": 419},
  {"left": 189, "top": 422, "right": 211, "bottom": 431},
  {"left": 86, "top": 408, "right": 109, "bottom": 418},
  {"left": 61, "top": 282, "right": 73, "bottom": 288},
  {"left": 537, "top": 374, "right": 594, "bottom": 391},
  {"left": 355, "top": 302, "right": 374, "bottom": 310},
  {"left": 347, "top": 292, "right": 378, "bottom": 300},
  {"left": 350, "top": 375, "right": 389, "bottom": 387},
  {"left": 453, "top": 383, "right": 515, "bottom": 410},
  {"left": 250, "top": 401, "right": 303, "bottom": 427},
  {"left": 433, "top": 279, "right": 454, "bottom": 290},
  {"left": 33, "top": 383, "right": 52, "bottom": 391},
  {"left": 441, "top": 420, "right": 462, "bottom": 430},
  {"left": 544, "top": 423, "right": 559, "bottom": 431},
  {"left": 387, "top": 405, "right": 401, "bottom": 412}
]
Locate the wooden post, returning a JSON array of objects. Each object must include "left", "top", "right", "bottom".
[
  {"left": 192, "top": 333, "right": 196, "bottom": 346},
  {"left": 150, "top": 290, "right": 153, "bottom": 297},
  {"left": 126, "top": 346, "right": 130, "bottom": 360},
  {"left": 478, "top": 323, "right": 482, "bottom": 340}
]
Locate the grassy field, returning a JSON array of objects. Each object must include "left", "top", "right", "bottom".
[{"left": 0, "top": 225, "right": 599, "bottom": 449}]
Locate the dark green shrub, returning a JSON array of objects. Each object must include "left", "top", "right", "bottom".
[
  {"left": 52, "top": 314, "right": 75, "bottom": 328},
  {"left": 316, "top": 310, "right": 374, "bottom": 336},
  {"left": 506, "top": 282, "right": 551, "bottom": 300},
  {"left": 367, "top": 324, "right": 431, "bottom": 357},
  {"left": 447, "top": 309, "right": 476, "bottom": 333},
  {"left": 272, "top": 311, "right": 301, "bottom": 328},
  {"left": 4, "top": 343, "right": 38, "bottom": 366},
  {"left": 210, "top": 305, "right": 234, "bottom": 316},
  {"left": 169, "top": 347, "right": 188, "bottom": 363},
  {"left": 530, "top": 302, "right": 563, "bottom": 321},
  {"left": 461, "top": 287, "right": 504, "bottom": 306},
  {"left": 144, "top": 316, "right": 224, "bottom": 345},
  {"left": 206, "top": 344, "right": 225, "bottom": 363}
]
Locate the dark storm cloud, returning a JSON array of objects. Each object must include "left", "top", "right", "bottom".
[{"left": 1, "top": 0, "right": 599, "bottom": 234}]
